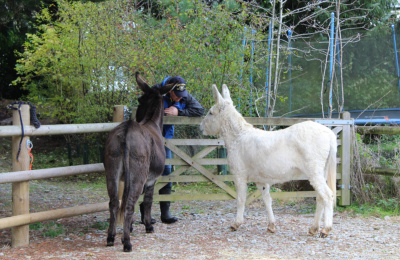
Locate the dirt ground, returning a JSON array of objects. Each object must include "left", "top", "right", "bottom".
[{"left": 1, "top": 179, "right": 400, "bottom": 260}]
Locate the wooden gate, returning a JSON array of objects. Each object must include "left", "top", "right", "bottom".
[
  {"left": 0, "top": 105, "right": 353, "bottom": 248},
  {"left": 155, "top": 112, "right": 353, "bottom": 206}
]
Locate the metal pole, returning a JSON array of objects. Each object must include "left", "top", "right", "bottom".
[
  {"left": 336, "top": 37, "right": 342, "bottom": 111},
  {"left": 239, "top": 27, "right": 247, "bottom": 112},
  {"left": 328, "top": 12, "right": 335, "bottom": 113},
  {"left": 265, "top": 21, "right": 272, "bottom": 118},
  {"left": 250, "top": 29, "right": 256, "bottom": 116},
  {"left": 287, "top": 29, "right": 292, "bottom": 113},
  {"left": 391, "top": 24, "right": 400, "bottom": 96}
]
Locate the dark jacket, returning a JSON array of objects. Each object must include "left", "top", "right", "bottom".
[{"left": 161, "top": 91, "right": 204, "bottom": 139}]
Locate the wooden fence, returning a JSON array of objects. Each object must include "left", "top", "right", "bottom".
[{"left": 0, "top": 105, "right": 352, "bottom": 247}]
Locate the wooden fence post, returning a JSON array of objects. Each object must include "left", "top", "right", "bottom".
[
  {"left": 338, "top": 111, "right": 352, "bottom": 206},
  {"left": 11, "top": 104, "right": 30, "bottom": 247},
  {"left": 113, "top": 105, "right": 125, "bottom": 225},
  {"left": 113, "top": 105, "right": 125, "bottom": 123}
]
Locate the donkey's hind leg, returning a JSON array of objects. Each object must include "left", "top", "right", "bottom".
[
  {"left": 256, "top": 183, "right": 276, "bottom": 233},
  {"left": 121, "top": 179, "right": 146, "bottom": 252},
  {"left": 320, "top": 183, "right": 334, "bottom": 238},
  {"left": 308, "top": 193, "right": 323, "bottom": 236},
  {"left": 309, "top": 176, "right": 334, "bottom": 238},
  {"left": 141, "top": 182, "right": 156, "bottom": 233},
  {"left": 105, "top": 169, "right": 122, "bottom": 247}
]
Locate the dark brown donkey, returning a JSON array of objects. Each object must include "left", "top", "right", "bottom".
[{"left": 104, "top": 72, "right": 175, "bottom": 252}]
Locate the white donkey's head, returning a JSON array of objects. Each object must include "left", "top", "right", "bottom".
[{"left": 200, "top": 84, "right": 233, "bottom": 136}]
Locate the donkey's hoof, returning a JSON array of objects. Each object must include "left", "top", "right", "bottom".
[
  {"left": 308, "top": 226, "right": 319, "bottom": 236},
  {"left": 106, "top": 235, "right": 115, "bottom": 246},
  {"left": 267, "top": 224, "right": 276, "bottom": 233},
  {"left": 146, "top": 226, "right": 154, "bottom": 233},
  {"left": 230, "top": 224, "right": 239, "bottom": 231},
  {"left": 319, "top": 227, "right": 331, "bottom": 238},
  {"left": 123, "top": 243, "right": 132, "bottom": 252},
  {"left": 319, "top": 232, "right": 329, "bottom": 238}
]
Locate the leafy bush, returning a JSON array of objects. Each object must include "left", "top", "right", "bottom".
[
  {"left": 352, "top": 130, "right": 400, "bottom": 209},
  {"left": 13, "top": 0, "right": 268, "bottom": 124}
]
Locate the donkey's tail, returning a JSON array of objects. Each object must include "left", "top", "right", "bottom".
[
  {"left": 119, "top": 124, "right": 132, "bottom": 223},
  {"left": 326, "top": 136, "right": 337, "bottom": 207}
]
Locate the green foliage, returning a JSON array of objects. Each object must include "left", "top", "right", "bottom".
[
  {"left": 0, "top": 0, "right": 59, "bottom": 99},
  {"left": 30, "top": 222, "right": 44, "bottom": 230},
  {"left": 30, "top": 221, "right": 65, "bottom": 237},
  {"left": 13, "top": 0, "right": 268, "bottom": 123},
  {"left": 362, "top": 134, "right": 400, "bottom": 168},
  {"left": 12, "top": 0, "right": 400, "bottom": 121},
  {"left": 91, "top": 221, "right": 109, "bottom": 230},
  {"left": 338, "top": 199, "right": 400, "bottom": 217},
  {"left": 13, "top": 0, "right": 140, "bottom": 123},
  {"left": 42, "top": 222, "right": 65, "bottom": 237},
  {"left": 353, "top": 132, "right": 400, "bottom": 209}
]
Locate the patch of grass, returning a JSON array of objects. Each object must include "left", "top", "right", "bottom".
[
  {"left": 182, "top": 205, "right": 191, "bottom": 210},
  {"left": 29, "top": 222, "right": 44, "bottom": 230},
  {"left": 31, "top": 221, "right": 65, "bottom": 238},
  {"left": 43, "top": 222, "right": 64, "bottom": 237},
  {"left": 174, "top": 182, "right": 231, "bottom": 194},
  {"left": 174, "top": 181, "right": 265, "bottom": 195},
  {"left": 179, "top": 204, "right": 204, "bottom": 214},
  {"left": 91, "top": 221, "right": 109, "bottom": 230},
  {"left": 34, "top": 149, "right": 69, "bottom": 169},
  {"left": 337, "top": 199, "right": 400, "bottom": 218},
  {"left": 74, "top": 175, "right": 107, "bottom": 190}
]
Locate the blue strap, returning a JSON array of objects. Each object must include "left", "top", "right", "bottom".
[{"left": 161, "top": 76, "right": 171, "bottom": 87}]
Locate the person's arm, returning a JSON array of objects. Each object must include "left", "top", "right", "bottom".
[{"left": 178, "top": 93, "right": 204, "bottom": 117}]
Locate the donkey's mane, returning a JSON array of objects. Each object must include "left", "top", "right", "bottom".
[{"left": 220, "top": 104, "right": 253, "bottom": 138}]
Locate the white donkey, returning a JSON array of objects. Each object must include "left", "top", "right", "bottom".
[{"left": 200, "top": 84, "right": 337, "bottom": 238}]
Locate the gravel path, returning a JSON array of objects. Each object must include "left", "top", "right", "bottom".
[{"left": 1, "top": 181, "right": 399, "bottom": 259}]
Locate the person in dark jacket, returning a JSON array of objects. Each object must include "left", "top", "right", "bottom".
[{"left": 140, "top": 76, "right": 204, "bottom": 224}]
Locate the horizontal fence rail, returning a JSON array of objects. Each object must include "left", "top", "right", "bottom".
[
  {"left": 0, "top": 105, "right": 352, "bottom": 248},
  {"left": 0, "top": 117, "right": 323, "bottom": 137},
  {"left": 356, "top": 126, "right": 400, "bottom": 135}
]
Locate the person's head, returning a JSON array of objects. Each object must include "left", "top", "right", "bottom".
[{"left": 162, "top": 76, "right": 187, "bottom": 101}]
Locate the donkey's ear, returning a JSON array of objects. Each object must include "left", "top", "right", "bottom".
[
  {"left": 135, "top": 72, "right": 152, "bottom": 93},
  {"left": 212, "top": 84, "right": 224, "bottom": 105},
  {"left": 221, "top": 84, "right": 232, "bottom": 102},
  {"left": 158, "top": 83, "right": 176, "bottom": 95}
]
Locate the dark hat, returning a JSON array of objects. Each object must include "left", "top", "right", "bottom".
[{"left": 162, "top": 76, "right": 188, "bottom": 98}]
